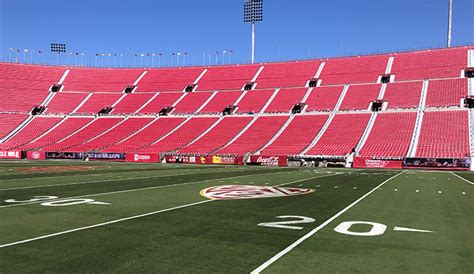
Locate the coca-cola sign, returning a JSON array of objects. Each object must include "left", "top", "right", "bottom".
[{"left": 249, "top": 155, "right": 288, "bottom": 167}]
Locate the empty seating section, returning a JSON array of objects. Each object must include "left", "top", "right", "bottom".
[
  {"left": 305, "top": 86, "right": 344, "bottom": 112},
  {"left": 236, "top": 89, "right": 274, "bottom": 113},
  {"left": 138, "top": 68, "right": 203, "bottom": 92},
  {"left": 265, "top": 88, "right": 308, "bottom": 113},
  {"left": 391, "top": 48, "right": 466, "bottom": 81},
  {"left": 256, "top": 61, "right": 320, "bottom": 89},
  {"left": 383, "top": 81, "right": 422, "bottom": 109},
  {"left": 307, "top": 114, "right": 370, "bottom": 156},
  {"left": 0, "top": 64, "right": 64, "bottom": 90},
  {"left": 104, "top": 118, "right": 185, "bottom": 152},
  {"left": 70, "top": 118, "right": 153, "bottom": 152},
  {"left": 198, "top": 91, "right": 242, "bottom": 114},
  {"left": 0, "top": 64, "right": 64, "bottom": 112},
  {"left": 112, "top": 93, "right": 154, "bottom": 114},
  {"left": 179, "top": 116, "right": 253, "bottom": 154},
  {"left": 172, "top": 92, "right": 213, "bottom": 114},
  {"left": 339, "top": 84, "right": 380, "bottom": 110},
  {"left": 426, "top": 78, "right": 467, "bottom": 107},
  {"left": 19, "top": 117, "right": 94, "bottom": 150},
  {"left": 0, "top": 117, "right": 63, "bottom": 150},
  {"left": 46, "top": 92, "right": 89, "bottom": 113},
  {"left": 261, "top": 115, "right": 328, "bottom": 155},
  {"left": 320, "top": 55, "right": 388, "bottom": 85},
  {"left": 0, "top": 114, "right": 28, "bottom": 139},
  {"left": 0, "top": 47, "right": 471, "bottom": 159},
  {"left": 359, "top": 112, "right": 417, "bottom": 158},
  {"left": 139, "top": 117, "right": 219, "bottom": 153},
  {"left": 74, "top": 93, "right": 122, "bottom": 114},
  {"left": 416, "top": 110, "right": 469, "bottom": 158},
  {"left": 217, "top": 116, "right": 289, "bottom": 155},
  {"left": 196, "top": 65, "right": 259, "bottom": 91},
  {"left": 63, "top": 68, "right": 141, "bottom": 92},
  {"left": 137, "top": 93, "right": 182, "bottom": 114},
  {"left": 45, "top": 118, "right": 123, "bottom": 151}
]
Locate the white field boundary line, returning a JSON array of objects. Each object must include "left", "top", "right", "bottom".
[
  {"left": 251, "top": 170, "right": 406, "bottom": 274},
  {"left": 0, "top": 172, "right": 344, "bottom": 248},
  {"left": 0, "top": 169, "right": 310, "bottom": 209},
  {"left": 450, "top": 172, "right": 474, "bottom": 186},
  {"left": 0, "top": 200, "right": 212, "bottom": 249}
]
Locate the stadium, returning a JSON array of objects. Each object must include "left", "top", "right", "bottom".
[{"left": 0, "top": 0, "right": 473, "bottom": 272}]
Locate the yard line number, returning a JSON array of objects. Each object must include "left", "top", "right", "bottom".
[{"left": 258, "top": 216, "right": 434, "bottom": 236}]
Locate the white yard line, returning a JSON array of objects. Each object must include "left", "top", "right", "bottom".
[
  {"left": 250, "top": 170, "right": 406, "bottom": 274},
  {"left": 0, "top": 200, "right": 212, "bottom": 248},
  {"left": 450, "top": 172, "right": 474, "bottom": 186}
]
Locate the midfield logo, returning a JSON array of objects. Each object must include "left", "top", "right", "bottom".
[{"left": 200, "top": 185, "right": 315, "bottom": 200}]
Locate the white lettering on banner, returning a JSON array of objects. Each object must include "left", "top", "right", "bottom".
[
  {"left": 0, "top": 151, "right": 20, "bottom": 158},
  {"left": 365, "top": 159, "right": 389, "bottom": 168},
  {"left": 134, "top": 154, "right": 151, "bottom": 161},
  {"left": 256, "top": 156, "right": 280, "bottom": 166}
]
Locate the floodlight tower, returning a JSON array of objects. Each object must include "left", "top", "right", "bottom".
[
  {"left": 244, "top": 0, "right": 263, "bottom": 64},
  {"left": 447, "top": 0, "right": 453, "bottom": 48},
  {"left": 50, "top": 43, "right": 66, "bottom": 65}
]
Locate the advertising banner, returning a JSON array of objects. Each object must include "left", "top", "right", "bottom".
[
  {"left": 165, "top": 155, "right": 244, "bottom": 165},
  {"left": 126, "top": 153, "right": 160, "bottom": 163},
  {"left": 403, "top": 158, "right": 470, "bottom": 170},
  {"left": 87, "top": 152, "right": 125, "bottom": 161},
  {"left": 26, "top": 151, "right": 46, "bottom": 160},
  {"left": 46, "top": 152, "right": 83, "bottom": 160},
  {"left": 353, "top": 157, "right": 402, "bottom": 169},
  {"left": 0, "top": 150, "right": 21, "bottom": 159},
  {"left": 249, "top": 155, "right": 288, "bottom": 167}
]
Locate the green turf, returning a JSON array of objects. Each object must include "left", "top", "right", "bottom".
[{"left": 0, "top": 161, "right": 472, "bottom": 273}]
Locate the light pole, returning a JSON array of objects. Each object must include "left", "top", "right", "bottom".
[
  {"left": 447, "top": 0, "right": 453, "bottom": 47},
  {"left": 9, "top": 48, "right": 14, "bottom": 63},
  {"left": 244, "top": 0, "right": 263, "bottom": 64},
  {"left": 50, "top": 43, "right": 66, "bottom": 65}
]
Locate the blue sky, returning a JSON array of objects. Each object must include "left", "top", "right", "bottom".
[{"left": 0, "top": 0, "right": 472, "bottom": 67}]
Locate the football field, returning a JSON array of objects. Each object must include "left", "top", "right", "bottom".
[{"left": 0, "top": 161, "right": 472, "bottom": 273}]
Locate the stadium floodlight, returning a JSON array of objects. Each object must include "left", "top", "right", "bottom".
[
  {"left": 244, "top": 0, "right": 263, "bottom": 64},
  {"left": 50, "top": 43, "right": 66, "bottom": 65},
  {"left": 447, "top": 0, "right": 453, "bottom": 48}
]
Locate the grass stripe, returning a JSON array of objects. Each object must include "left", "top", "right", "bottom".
[
  {"left": 451, "top": 172, "right": 474, "bottom": 185},
  {"left": 251, "top": 170, "right": 406, "bottom": 273}
]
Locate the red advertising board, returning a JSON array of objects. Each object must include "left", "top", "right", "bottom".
[
  {"left": 353, "top": 157, "right": 402, "bottom": 169},
  {"left": 126, "top": 153, "right": 160, "bottom": 163},
  {"left": 165, "top": 155, "right": 244, "bottom": 165},
  {"left": 249, "top": 155, "right": 288, "bottom": 167},
  {"left": 0, "top": 150, "right": 21, "bottom": 159},
  {"left": 26, "top": 151, "right": 46, "bottom": 160}
]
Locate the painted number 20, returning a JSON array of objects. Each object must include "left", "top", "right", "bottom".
[{"left": 258, "top": 215, "right": 316, "bottom": 230}]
